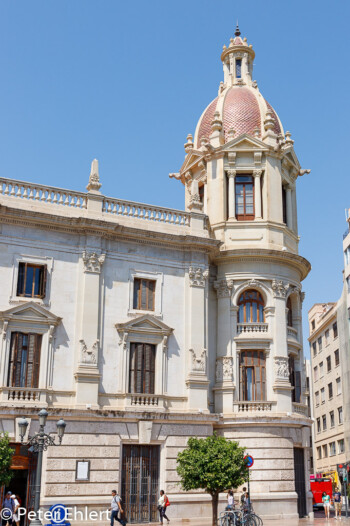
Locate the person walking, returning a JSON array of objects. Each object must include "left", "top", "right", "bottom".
[
  {"left": 1, "top": 492, "right": 14, "bottom": 526},
  {"left": 226, "top": 490, "right": 235, "bottom": 511},
  {"left": 109, "top": 490, "right": 126, "bottom": 526},
  {"left": 322, "top": 491, "right": 331, "bottom": 520},
  {"left": 10, "top": 496, "right": 19, "bottom": 526},
  {"left": 240, "top": 487, "right": 247, "bottom": 508},
  {"left": 333, "top": 487, "right": 342, "bottom": 520},
  {"left": 158, "top": 490, "right": 170, "bottom": 525}
]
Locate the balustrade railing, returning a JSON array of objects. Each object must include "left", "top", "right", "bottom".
[
  {"left": 0, "top": 178, "right": 87, "bottom": 209},
  {"left": 102, "top": 197, "right": 191, "bottom": 227},
  {"left": 234, "top": 401, "right": 274, "bottom": 412},
  {"left": 292, "top": 402, "right": 309, "bottom": 416},
  {"left": 130, "top": 394, "right": 159, "bottom": 406},
  {"left": 287, "top": 326, "right": 298, "bottom": 339},
  {"left": 4, "top": 387, "right": 45, "bottom": 402},
  {"left": 237, "top": 323, "right": 268, "bottom": 334}
]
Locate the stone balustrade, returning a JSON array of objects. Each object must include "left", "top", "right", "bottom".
[
  {"left": 129, "top": 394, "right": 160, "bottom": 407},
  {"left": 103, "top": 197, "right": 191, "bottom": 227},
  {"left": 0, "top": 177, "right": 87, "bottom": 209},
  {"left": 0, "top": 387, "right": 47, "bottom": 406},
  {"left": 287, "top": 326, "right": 298, "bottom": 340},
  {"left": 292, "top": 402, "right": 309, "bottom": 416},
  {"left": 0, "top": 177, "right": 203, "bottom": 231},
  {"left": 237, "top": 323, "right": 268, "bottom": 334},
  {"left": 233, "top": 401, "right": 275, "bottom": 412}
]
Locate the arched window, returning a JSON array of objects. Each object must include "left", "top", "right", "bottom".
[
  {"left": 287, "top": 296, "right": 293, "bottom": 327},
  {"left": 238, "top": 290, "right": 265, "bottom": 323}
]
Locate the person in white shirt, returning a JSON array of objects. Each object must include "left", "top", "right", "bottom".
[
  {"left": 157, "top": 490, "right": 170, "bottom": 524},
  {"left": 226, "top": 490, "right": 235, "bottom": 511},
  {"left": 109, "top": 490, "right": 126, "bottom": 526},
  {"left": 10, "top": 496, "right": 19, "bottom": 526}
]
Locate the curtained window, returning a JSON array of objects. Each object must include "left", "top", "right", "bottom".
[
  {"left": 8, "top": 332, "right": 42, "bottom": 388},
  {"left": 129, "top": 343, "right": 156, "bottom": 394}
]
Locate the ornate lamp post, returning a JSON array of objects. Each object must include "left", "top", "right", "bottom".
[{"left": 18, "top": 409, "right": 66, "bottom": 526}]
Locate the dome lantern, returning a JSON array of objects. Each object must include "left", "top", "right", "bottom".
[{"left": 221, "top": 25, "right": 255, "bottom": 88}]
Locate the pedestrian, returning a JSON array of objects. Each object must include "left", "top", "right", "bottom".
[
  {"left": 1, "top": 491, "right": 14, "bottom": 526},
  {"left": 158, "top": 490, "right": 170, "bottom": 525},
  {"left": 243, "top": 492, "right": 251, "bottom": 512},
  {"left": 240, "top": 487, "right": 247, "bottom": 508},
  {"left": 226, "top": 490, "right": 235, "bottom": 511},
  {"left": 322, "top": 491, "right": 331, "bottom": 520},
  {"left": 109, "top": 490, "right": 126, "bottom": 526},
  {"left": 10, "top": 496, "right": 19, "bottom": 526},
  {"left": 333, "top": 487, "right": 342, "bottom": 520}
]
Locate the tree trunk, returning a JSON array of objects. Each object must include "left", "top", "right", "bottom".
[{"left": 211, "top": 492, "right": 219, "bottom": 526}]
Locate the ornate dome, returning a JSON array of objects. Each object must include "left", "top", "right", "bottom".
[{"left": 193, "top": 26, "right": 284, "bottom": 148}]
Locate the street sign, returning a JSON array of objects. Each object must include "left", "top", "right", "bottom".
[{"left": 244, "top": 454, "right": 254, "bottom": 468}]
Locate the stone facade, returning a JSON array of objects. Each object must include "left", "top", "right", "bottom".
[{"left": 0, "top": 27, "right": 312, "bottom": 522}]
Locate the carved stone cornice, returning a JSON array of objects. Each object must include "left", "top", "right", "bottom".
[
  {"left": 214, "top": 279, "right": 234, "bottom": 298},
  {"left": 82, "top": 251, "right": 106, "bottom": 273},
  {"left": 189, "top": 267, "right": 209, "bottom": 287}
]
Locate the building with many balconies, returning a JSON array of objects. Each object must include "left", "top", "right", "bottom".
[{"left": 0, "top": 26, "right": 312, "bottom": 522}]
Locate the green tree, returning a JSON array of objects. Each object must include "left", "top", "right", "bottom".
[
  {"left": 176, "top": 434, "right": 247, "bottom": 526},
  {"left": 0, "top": 433, "right": 14, "bottom": 488}
]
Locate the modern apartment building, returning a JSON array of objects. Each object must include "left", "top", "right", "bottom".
[{"left": 308, "top": 303, "right": 345, "bottom": 473}]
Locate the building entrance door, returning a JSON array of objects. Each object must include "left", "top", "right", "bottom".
[
  {"left": 294, "top": 447, "right": 307, "bottom": 517},
  {"left": 121, "top": 445, "right": 159, "bottom": 523}
]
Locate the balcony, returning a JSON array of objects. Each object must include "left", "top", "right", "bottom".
[
  {"left": 292, "top": 402, "right": 309, "bottom": 417},
  {"left": 237, "top": 323, "right": 268, "bottom": 334},
  {"left": 0, "top": 387, "right": 48, "bottom": 407},
  {"left": 125, "top": 393, "right": 164, "bottom": 409},
  {"left": 233, "top": 401, "right": 276, "bottom": 413},
  {"left": 287, "top": 326, "right": 298, "bottom": 340}
]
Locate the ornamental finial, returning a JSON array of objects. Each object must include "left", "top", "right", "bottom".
[{"left": 235, "top": 22, "right": 241, "bottom": 37}]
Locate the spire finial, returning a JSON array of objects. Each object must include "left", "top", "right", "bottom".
[{"left": 235, "top": 21, "right": 241, "bottom": 37}]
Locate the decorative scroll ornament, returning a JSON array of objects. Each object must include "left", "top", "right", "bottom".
[
  {"left": 189, "top": 348, "right": 207, "bottom": 374},
  {"left": 214, "top": 279, "right": 234, "bottom": 298},
  {"left": 274, "top": 356, "right": 289, "bottom": 380},
  {"left": 82, "top": 251, "right": 106, "bottom": 273},
  {"left": 216, "top": 357, "right": 233, "bottom": 382},
  {"left": 272, "top": 279, "right": 289, "bottom": 298},
  {"left": 189, "top": 267, "right": 209, "bottom": 288},
  {"left": 80, "top": 339, "right": 99, "bottom": 365}
]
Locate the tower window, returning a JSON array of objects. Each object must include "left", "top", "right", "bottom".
[
  {"left": 238, "top": 290, "right": 265, "bottom": 323},
  {"left": 236, "top": 59, "right": 242, "bottom": 79},
  {"left": 286, "top": 296, "right": 293, "bottom": 327},
  {"left": 235, "top": 176, "right": 254, "bottom": 220},
  {"left": 282, "top": 186, "right": 287, "bottom": 224},
  {"left": 239, "top": 350, "right": 266, "bottom": 401}
]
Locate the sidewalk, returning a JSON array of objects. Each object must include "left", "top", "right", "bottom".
[{"left": 126, "top": 519, "right": 350, "bottom": 526}]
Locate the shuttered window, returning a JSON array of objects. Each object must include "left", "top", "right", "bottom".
[
  {"left": 289, "top": 356, "right": 301, "bottom": 403},
  {"left": 133, "top": 279, "right": 155, "bottom": 311},
  {"left": 8, "top": 333, "right": 42, "bottom": 388},
  {"left": 239, "top": 351, "right": 266, "bottom": 401},
  {"left": 129, "top": 343, "right": 155, "bottom": 394},
  {"left": 17, "top": 263, "right": 47, "bottom": 298}
]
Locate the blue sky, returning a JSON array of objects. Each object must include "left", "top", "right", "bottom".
[{"left": 1, "top": 0, "right": 349, "bottom": 354}]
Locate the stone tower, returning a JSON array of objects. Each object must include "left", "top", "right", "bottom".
[{"left": 171, "top": 26, "right": 312, "bottom": 518}]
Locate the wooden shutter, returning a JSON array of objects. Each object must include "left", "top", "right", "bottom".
[
  {"left": 14, "top": 333, "right": 24, "bottom": 387},
  {"left": 30, "top": 334, "right": 41, "bottom": 388},
  {"left": 129, "top": 343, "right": 136, "bottom": 393},
  {"left": 144, "top": 344, "right": 155, "bottom": 394},
  {"left": 39, "top": 266, "right": 47, "bottom": 298},
  {"left": 133, "top": 279, "right": 141, "bottom": 309},
  {"left": 8, "top": 333, "right": 19, "bottom": 386},
  {"left": 147, "top": 281, "right": 155, "bottom": 310},
  {"left": 17, "top": 264, "right": 25, "bottom": 296}
]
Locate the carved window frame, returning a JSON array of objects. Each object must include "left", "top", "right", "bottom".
[
  {"left": 10, "top": 254, "right": 53, "bottom": 307},
  {"left": 128, "top": 270, "right": 163, "bottom": 317}
]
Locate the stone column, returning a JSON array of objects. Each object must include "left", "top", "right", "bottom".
[
  {"left": 185, "top": 266, "right": 210, "bottom": 410},
  {"left": 272, "top": 280, "right": 293, "bottom": 412},
  {"left": 74, "top": 250, "right": 105, "bottom": 409},
  {"left": 253, "top": 169, "right": 262, "bottom": 219},
  {"left": 213, "top": 279, "right": 235, "bottom": 413},
  {"left": 227, "top": 169, "right": 236, "bottom": 219},
  {"left": 286, "top": 185, "right": 293, "bottom": 229}
]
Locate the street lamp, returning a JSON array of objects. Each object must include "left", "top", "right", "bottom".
[{"left": 18, "top": 410, "right": 66, "bottom": 526}]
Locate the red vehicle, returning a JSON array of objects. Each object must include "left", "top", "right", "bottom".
[{"left": 310, "top": 477, "right": 333, "bottom": 508}]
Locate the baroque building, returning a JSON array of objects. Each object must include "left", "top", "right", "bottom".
[{"left": 0, "top": 27, "right": 312, "bottom": 522}]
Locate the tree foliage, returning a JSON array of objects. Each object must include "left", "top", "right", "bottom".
[
  {"left": 176, "top": 434, "right": 247, "bottom": 525},
  {"left": 0, "top": 433, "right": 14, "bottom": 487}
]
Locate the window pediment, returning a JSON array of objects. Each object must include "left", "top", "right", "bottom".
[
  {"left": 0, "top": 301, "right": 61, "bottom": 326},
  {"left": 116, "top": 314, "right": 173, "bottom": 338}
]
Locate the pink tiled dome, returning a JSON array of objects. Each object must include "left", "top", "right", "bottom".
[{"left": 194, "top": 86, "right": 283, "bottom": 148}]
